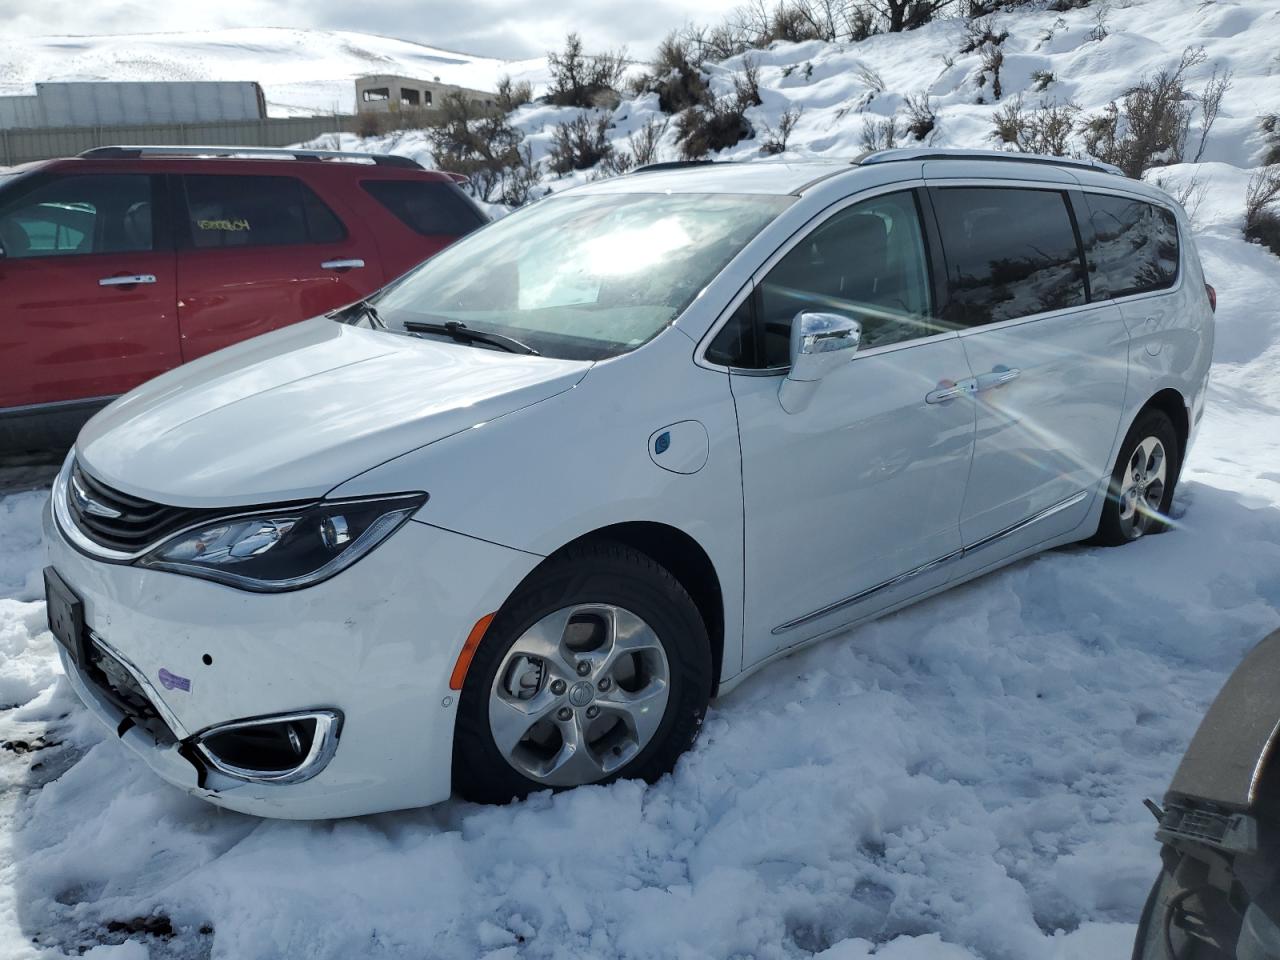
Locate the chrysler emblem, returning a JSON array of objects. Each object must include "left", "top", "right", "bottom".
[{"left": 70, "top": 472, "right": 123, "bottom": 519}]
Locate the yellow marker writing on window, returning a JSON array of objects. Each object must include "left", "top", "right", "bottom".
[{"left": 197, "top": 218, "right": 251, "bottom": 232}]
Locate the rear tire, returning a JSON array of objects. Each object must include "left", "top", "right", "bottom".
[
  {"left": 1094, "top": 408, "right": 1180, "bottom": 546},
  {"left": 452, "top": 540, "right": 712, "bottom": 805}
]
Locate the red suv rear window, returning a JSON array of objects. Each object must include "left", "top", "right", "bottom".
[{"left": 362, "top": 180, "right": 485, "bottom": 238}]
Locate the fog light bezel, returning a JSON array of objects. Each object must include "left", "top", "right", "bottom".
[{"left": 193, "top": 709, "right": 343, "bottom": 785}]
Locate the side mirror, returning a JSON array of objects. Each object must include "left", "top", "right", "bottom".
[{"left": 779, "top": 311, "right": 861, "bottom": 414}]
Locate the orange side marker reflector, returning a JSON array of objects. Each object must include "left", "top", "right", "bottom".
[{"left": 450, "top": 612, "right": 496, "bottom": 691}]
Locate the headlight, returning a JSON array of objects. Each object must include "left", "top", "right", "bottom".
[{"left": 137, "top": 493, "right": 426, "bottom": 592}]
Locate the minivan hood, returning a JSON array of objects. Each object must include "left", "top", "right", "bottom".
[{"left": 77, "top": 318, "right": 591, "bottom": 507}]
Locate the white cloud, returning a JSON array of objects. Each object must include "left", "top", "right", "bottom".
[{"left": 0, "top": 0, "right": 745, "bottom": 59}]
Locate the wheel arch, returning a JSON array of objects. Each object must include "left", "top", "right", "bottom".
[
  {"left": 539, "top": 521, "right": 726, "bottom": 696},
  {"left": 1139, "top": 387, "right": 1190, "bottom": 466}
]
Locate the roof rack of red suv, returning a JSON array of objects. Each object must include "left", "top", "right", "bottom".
[{"left": 78, "top": 145, "right": 424, "bottom": 169}]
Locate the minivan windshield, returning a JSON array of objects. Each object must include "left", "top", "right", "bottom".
[{"left": 353, "top": 191, "right": 793, "bottom": 361}]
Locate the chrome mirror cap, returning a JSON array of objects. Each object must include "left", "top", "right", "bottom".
[
  {"left": 789, "top": 311, "right": 863, "bottom": 379},
  {"left": 780, "top": 312, "right": 862, "bottom": 413}
]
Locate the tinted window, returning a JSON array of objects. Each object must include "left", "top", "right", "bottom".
[
  {"left": 363, "top": 179, "right": 485, "bottom": 237},
  {"left": 708, "top": 190, "right": 945, "bottom": 368},
  {"left": 1081, "top": 193, "right": 1179, "bottom": 298},
  {"left": 183, "top": 175, "right": 345, "bottom": 249},
  {"left": 0, "top": 174, "right": 153, "bottom": 258},
  {"left": 931, "top": 187, "right": 1086, "bottom": 326}
]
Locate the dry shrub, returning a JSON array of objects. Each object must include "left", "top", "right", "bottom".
[
  {"left": 760, "top": 106, "right": 803, "bottom": 154},
  {"left": 860, "top": 115, "right": 899, "bottom": 152},
  {"left": 632, "top": 33, "right": 712, "bottom": 114},
  {"left": 676, "top": 59, "right": 762, "bottom": 159},
  {"left": 594, "top": 118, "right": 670, "bottom": 179},
  {"left": 903, "top": 93, "right": 937, "bottom": 141},
  {"left": 992, "top": 97, "right": 1080, "bottom": 155},
  {"left": 1261, "top": 114, "right": 1280, "bottom": 166},
  {"left": 547, "top": 112, "right": 615, "bottom": 175},
  {"left": 427, "top": 93, "right": 537, "bottom": 205},
  {"left": 1081, "top": 47, "right": 1205, "bottom": 178},
  {"left": 1191, "top": 65, "right": 1232, "bottom": 163},
  {"left": 1245, "top": 165, "right": 1280, "bottom": 256},
  {"left": 546, "top": 33, "right": 628, "bottom": 109},
  {"left": 496, "top": 76, "right": 533, "bottom": 112}
]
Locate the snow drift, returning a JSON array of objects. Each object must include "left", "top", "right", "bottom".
[{"left": 3, "top": 1, "right": 1280, "bottom": 956}]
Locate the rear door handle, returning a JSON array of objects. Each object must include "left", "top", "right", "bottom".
[
  {"left": 975, "top": 367, "right": 1021, "bottom": 391},
  {"left": 321, "top": 259, "right": 365, "bottom": 271},
  {"left": 99, "top": 274, "right": 156, "bottom": 287},
  {"left": 926, "top": 378, "right": 976, "bottom": 404}
]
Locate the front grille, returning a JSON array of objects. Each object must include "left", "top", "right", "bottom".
[{"left": 66, "top": 461, "right": 218, "bottom": 554}]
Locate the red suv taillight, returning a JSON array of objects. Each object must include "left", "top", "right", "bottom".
[{"left": 1205, "top": 283, "right": 1217, "bottom": 312}]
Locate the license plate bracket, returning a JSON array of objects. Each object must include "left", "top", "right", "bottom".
[{"left": 44, "top": 566, "right": 91, "bottom": 669}]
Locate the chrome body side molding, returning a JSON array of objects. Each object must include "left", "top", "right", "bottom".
[{"left": 772, "top": 489, "right": 1090, "bottom": 635}]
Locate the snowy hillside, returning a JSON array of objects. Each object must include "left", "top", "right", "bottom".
[
  {"left": 314, "top": 0, "right": 1280, "bottom": 183},
  {"left": 2, "top": 1, "right": 1280, "bottom": 958},
  {"left": 0, "top": 28, "right": 547, "bottom": 116}
]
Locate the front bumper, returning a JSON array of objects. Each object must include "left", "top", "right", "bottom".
[{"left": 44, "top": 499, "right": 541, "bottom": 819}]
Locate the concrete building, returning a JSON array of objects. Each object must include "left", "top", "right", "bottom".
[
  {"left": 0, "top": 81, "right": 267, "bottom": 130},
  {"left": 355, "top": 75, "right": 497, "bottom": 115}
]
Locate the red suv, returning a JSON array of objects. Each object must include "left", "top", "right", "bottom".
[{"left": 0, "top": 145, "right": 486, "bottom": 452}]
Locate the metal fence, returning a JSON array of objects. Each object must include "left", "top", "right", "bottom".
[{"left": 0, "top": 115, "right": 356, "bottom": 167}]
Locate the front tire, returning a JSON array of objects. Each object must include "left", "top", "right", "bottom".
[
  {"left": 453, "top": 540, "right": 712, "bottom": 804},
  {"left": 1094, "top": 408, "right": 1180, "bottom": 546}
]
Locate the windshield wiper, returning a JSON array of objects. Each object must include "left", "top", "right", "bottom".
[
  {"left": 401, "top": 320, "right": 539, "bottom": 356},
  {"left": 335, "top": 298, "right": 386, "bottom": 328}
]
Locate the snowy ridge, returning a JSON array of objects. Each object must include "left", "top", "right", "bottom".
[
  {"left": 314, "top": 0, "right": 1279, "bottom": 193},
  {"left": 0, "top": 28, "right": 548, "bottom": 117},
  {"left": 3, "top": 1, "right": 1280, "bottom": 957}
]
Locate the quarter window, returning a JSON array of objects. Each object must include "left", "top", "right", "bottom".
[
  {"left": 182, "top": 175, "right": 346, "bottom": 249},
  {"left": 1081, "top": 193, "right": 1179, "bottom": 298},
  {"left": 930, "top": 187, "right": 1087, "bottom": 326},
  {"left": 708, "top": 190, "right": 944, "bottom": 368},
  {"left": 0, "top": 174, "right": 154, "bottom": 258}
]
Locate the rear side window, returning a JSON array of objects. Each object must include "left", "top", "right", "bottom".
[
  {"left": 930, "top": 187, "right": 1087, "bottom": 326},
  {"left": 1081, "top": 193, "right": 1179, "bottom": 299},
  {"left": 0, "top": 174, "right": 154, "bottom": 258},
  {"left": 362, "top": 179, "right": 485, "bottom": 237},
  {"left": 182, "top": 175, "right": 346, "bottom": 249}
]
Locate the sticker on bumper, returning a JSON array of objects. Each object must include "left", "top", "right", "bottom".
[{"left": 158, "top": 668, "right": 192, "bottom": 693}]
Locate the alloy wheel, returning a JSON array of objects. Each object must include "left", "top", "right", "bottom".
[
  {"left": 1117, "top": 435, "right": 1168, "bottom": 540},
  {"left": 488, "top": 603, "right": 671, "bottom": 787}
]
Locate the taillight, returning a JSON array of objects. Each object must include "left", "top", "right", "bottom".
[{"left": 1205, "top": 283, "right": 1217, "bottom": 312}]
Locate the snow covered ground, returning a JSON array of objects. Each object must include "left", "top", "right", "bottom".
[
  {"left": 3, "top": 1, "right": 1280, "bottom": 957},
  {"left": 0, "top": 28, "right": 547, "bottom": 117}
]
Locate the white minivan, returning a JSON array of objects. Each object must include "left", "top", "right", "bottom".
[{"left": 43, "top": 149, "right": 1215, "bottom": 818}]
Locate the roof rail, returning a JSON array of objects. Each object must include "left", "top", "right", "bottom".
[
  {"left": 78, "top": 145, "right": 423, "bottom": 169},
  {"left": 857, "top": 147, "right": 1126, "bottom": 177},
  {"left": 629, "top": 160, "right": 723, "bottom": 175}
]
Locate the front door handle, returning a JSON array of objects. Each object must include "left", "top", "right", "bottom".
[
  {"left": 99, "top": 274, "right": 157, "bottom": 287},
  {"left": 321, "top": 259, "right": 365, "bottom": 271},
  {"left": 926, "top": 378, "right": 976, "bottom": 404},
  {"left": 975, "top": 367, "right": 1021, "bottom": 391}
]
